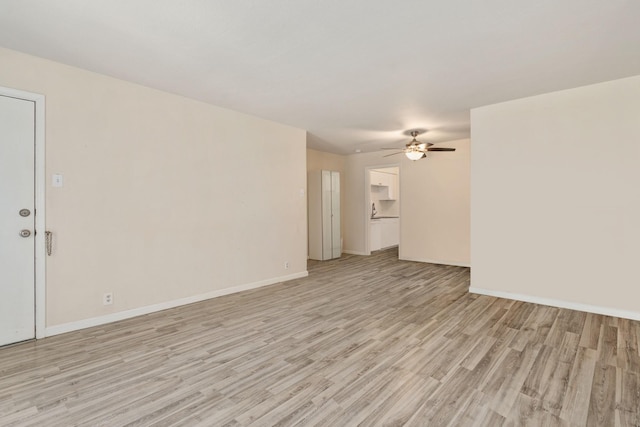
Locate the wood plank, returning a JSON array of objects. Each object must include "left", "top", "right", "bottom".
[
  {"left": 617, "top": 319, "right": 640, "bottom": 374},
  {"left": 587, "top": 363, "right": 617, "bottom": 426},
  {"left": 580, "top": 313, "right": 604, "bottom": 350},
  {"left": 486, "top": 344, "right": 541, "bottom": 417},
  {"left": 559, "top": 346, "right": 597, "bottom": 425},
  {"left": 597, "top": 324, "right": 619, "bottom": 367},
  {"left": 540, "top": 332, "right": 580, "bottom": 415},
  {"left": 615, "top": 368, "right": 639, "bottom": 427}
]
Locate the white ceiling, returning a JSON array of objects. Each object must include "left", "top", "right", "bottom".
[{"left": 1, "top": 1, "right": 639, "bottom": 154}]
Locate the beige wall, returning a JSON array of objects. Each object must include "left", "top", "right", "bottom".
[
  {"left": 343, "top": 148, "right": 470, "bottom": 265},
  {"left": 0, "top": 47, "right": 308, "bottom": 328},
  {"left": 471, "top": 75, "right": 640, "bottom": 318},
  {"left": 306, "top": 147, "right": 346, "bottom": 173},
  {"left": 400, "top": 139, "right": 470, "bottom": 266},
  {"left": 306, "top": 148, "right": 346, "bottom": 251}
]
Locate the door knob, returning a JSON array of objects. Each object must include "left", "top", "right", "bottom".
[
  {"left": 19, "top": 209, "right": 31, "bottom": 217},
  {"left": 19, "top": 229, "right": 31, "bottom": 238}
]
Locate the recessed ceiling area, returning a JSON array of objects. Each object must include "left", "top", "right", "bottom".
[{"left": 1, "top": 1, "right": 639, "bottom": 154}]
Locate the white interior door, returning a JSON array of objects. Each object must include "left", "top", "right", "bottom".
[
  {"left": 321, "top": 170, "right": 332, "bottom": 260},
  {"left": 330, "top": 171, "right": 340, "bottom": 258},
  {"left": 0, "top": 94, "right": 36, "bottom": 346}
]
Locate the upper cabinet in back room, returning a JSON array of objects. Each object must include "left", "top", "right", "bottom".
[
  {"left": 370, "top": 170, "right": 392, "bottom": 187},
  {"left": 370, "top": 169, "right": 398, "bottom": 201}
]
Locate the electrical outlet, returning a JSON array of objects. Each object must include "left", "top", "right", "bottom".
[
  {"left": 284, "top": 261, "right": 289, "bottom": 269},
  {"left": 103, "top": 292, "right": 113, "bottom": 305}
]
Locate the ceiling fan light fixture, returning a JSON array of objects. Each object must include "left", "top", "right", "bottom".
[
  {"left": 405, "top": 150, "right": 424, "bottom": 161},
  {"left": 382, "top": 130, "right": 454, "bottom": 160}
]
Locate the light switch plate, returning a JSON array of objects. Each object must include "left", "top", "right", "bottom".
[{"left": 52, "top": 174, "right": 63, "bottom": 187}]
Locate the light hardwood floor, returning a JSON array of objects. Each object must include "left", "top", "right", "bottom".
[{"left": 1, "top": 248, "right": 639, "bottom": 426}]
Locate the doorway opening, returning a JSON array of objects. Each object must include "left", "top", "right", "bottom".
[{"left": 365, "top": 165, "right": 400, "bottom": 256}]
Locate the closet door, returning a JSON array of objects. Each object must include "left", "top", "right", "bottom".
[
  {"left": 321, "top": 170, "right": 333, "bottom": 260},
  {"left": 330, "top": 171, "right": 341, "bottom": 258}
]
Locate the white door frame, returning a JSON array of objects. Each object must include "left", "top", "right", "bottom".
[{"left": 1, "top": 85, "right": 46, "bottom": 339}]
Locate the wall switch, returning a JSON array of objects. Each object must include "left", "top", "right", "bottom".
[
  {"left": 103, "top": 292, "right": 113, "bottom": 305},
  {"left": 52, "top": 174, "right": 63, "bottom": 187},
  {"left": 284, "top": 261, "right": 290, "bottom": 269}
]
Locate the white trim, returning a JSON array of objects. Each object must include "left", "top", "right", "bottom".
[
  {"left": 0, "top": 86, "right": 46, "bottom": 340},
  {"left": 400, "top": 255, "right": 470, "bottom": 268},
  {"left": 342, "top": 250, "right": 368, "bottom": 256},
  {"left": 469, "top": 287, "right": 640, "bottom": 321},
  {"left": 45, "top": 271, "right": 309, "bottom": 337}
]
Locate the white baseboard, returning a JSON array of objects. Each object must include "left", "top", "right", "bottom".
[
  {"left": 469, "top": 287, "right": 640, "bottom": 321},
  {"left": 399, "top": 255, "right": 471, "bottom": 268},
  {"left": 342, "top": 250, "right": 368, "bottom": 256},
  {"left": 45, "top": 271, "right": 309, "bottom": 337}
]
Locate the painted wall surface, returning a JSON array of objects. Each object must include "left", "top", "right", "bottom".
[
  {"left": 471, "top": 75, "right": 640, "bottom": 316},
  {"left": 0, "top": 47, "right": 308, "bottom": 328},
  {"left": 400, "top": 139, "right": 470, "bottom": 266},
  {"left": 306, "top": 147, "right": 345, "bottom": 243},
  {"left": 343, "top": 147, "right": 469, "bottom": 265},
  {"left": 306, "top": 147, "right": 345, "bottom": 173}
]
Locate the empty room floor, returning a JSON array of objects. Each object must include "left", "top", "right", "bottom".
[{"left": 1, "top": 248, "right": 639, "bottom": 426}]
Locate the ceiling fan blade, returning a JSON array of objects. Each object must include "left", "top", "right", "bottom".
[
  {"left": 383, "top": 152, "right": 402, "bottom": 157},
  {"left": 380, "top": 147, "right": 403, "bottom": 150},
  {"left": 426, "top": 147, "right": 456, "bottom": 152}
]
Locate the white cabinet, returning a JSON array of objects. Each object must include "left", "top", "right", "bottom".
[
  {"left": 371, "top": 218, "right": 398, "bottom": 251},
  {"left": 380, "top": 218, "right": 399, "bottom": 248},
  {"left": 370, "top": 170, "right": 392, "bottom": 187},
  {"left": 370, "top": 220, "right": 382, "bottom": 251},
  {"left": 384, "top": 174, "right": 398, "bottom": 201},
  {"left": 370, "top": 171, "right": 398, "bottom": 201},
  {"left": 308, "top": 170, "right": 341, "bottom": 260}
]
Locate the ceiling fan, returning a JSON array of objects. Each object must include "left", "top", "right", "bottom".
[{"left": 382, "top": 131, "right": 456, "bottom": 160}]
